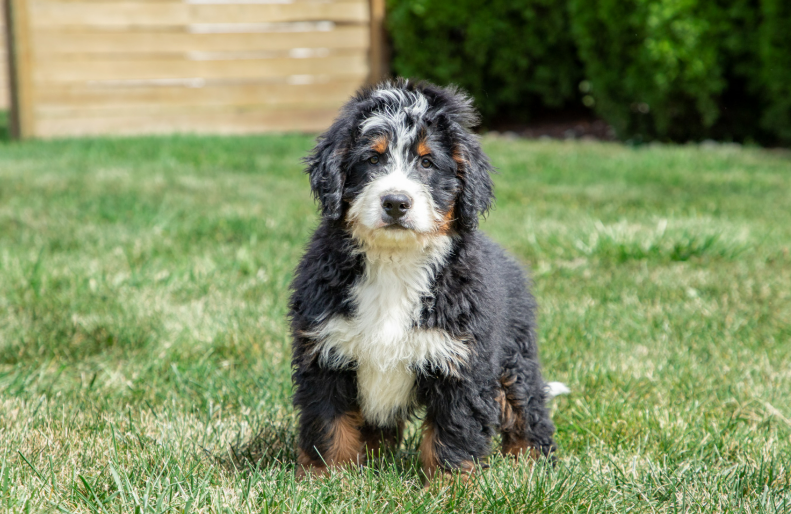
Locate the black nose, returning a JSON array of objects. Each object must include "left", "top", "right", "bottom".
[{"left": 381, "top": 193, "right": 412, "bottom": 219}]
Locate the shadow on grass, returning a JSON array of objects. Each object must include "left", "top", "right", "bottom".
[
  {"left": 222, "top": 417, "right": 298, "bottom": 471},
  {"left": 219, "top": 417, "right": 422, "bottom": 480}
]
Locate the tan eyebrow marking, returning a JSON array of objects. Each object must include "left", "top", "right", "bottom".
[
  {"left": 418, "top": 140, "right": 431, "bottom": 157},
  {"left": 371, "top": 135, "right": 388, "bottom": 154}
]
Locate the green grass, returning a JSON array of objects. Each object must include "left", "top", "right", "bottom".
[{"left": 0, "top": 133, "right": 789, "bottom": 513}]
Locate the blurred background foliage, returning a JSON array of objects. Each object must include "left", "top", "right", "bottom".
[
  {"left": 387, "top": 0, "right": 791, "bottom": 145},
  {"left": 387, "top": 0, "right": 582, "bottom": 121}
]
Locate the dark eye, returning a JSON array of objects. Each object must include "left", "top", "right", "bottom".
[
  {"left": 420, "top": 157, "right": 432, "bottom": 169},
  {"left": 369, "top": 155, "right": 380, "bottom": 165}
]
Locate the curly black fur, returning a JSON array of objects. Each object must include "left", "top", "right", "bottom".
[{"left": 290, "top": 79, "right": 557, "bottom": 478}]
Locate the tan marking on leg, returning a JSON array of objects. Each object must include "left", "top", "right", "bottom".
[
  {"left": 496, "top": 388, "right": 517, "bottom": 432},
  {"left": 296, "top": 410, "right": 365, "bottom": 479},
  {"left": 371, "top": 135, "right": 388, "bottom": 154},
  {"left": 498, "top": 377, "right": 543, "bottom": 460},
  {"left": 419, "top": 422, "right": 441, "bottom": 480},
  {"left": 420, "top": 421, "right": 476, "bottom": 483},
  {"left": 327, "top": 410, "right": 365, "bottom": 466}
]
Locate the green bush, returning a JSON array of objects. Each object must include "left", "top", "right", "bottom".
[
  {"left": 760, "top": 0, "right": 791, "bottom": 145},
  {"left": 387, "top": 0, "right": 789, "bottom": 144},
  {"left": 387, "top": 0, "right": 582, "bottom": 120},
  {"left": 568, "top": 0, "right": 761, "bottom": 142}
]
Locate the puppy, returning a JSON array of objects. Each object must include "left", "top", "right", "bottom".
[{"left": 290, "top": 79, "right": 562, "bottom": 480}]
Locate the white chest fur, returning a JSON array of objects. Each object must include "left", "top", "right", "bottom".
[{"left": 312, "top": 237, "right": 468, "bottom": 426}]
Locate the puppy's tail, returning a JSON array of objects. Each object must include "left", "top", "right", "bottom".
[{"left": 545, "top": 382, "right": 571, "bottom": 400}]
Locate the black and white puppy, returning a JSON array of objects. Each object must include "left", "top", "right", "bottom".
[{"left": 290, "top": 79, "right": 564, "bottom": 480}]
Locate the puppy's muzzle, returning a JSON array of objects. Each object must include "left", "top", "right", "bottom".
[{"left": 381, "top": 192, "right": 412, "bottom": 221}]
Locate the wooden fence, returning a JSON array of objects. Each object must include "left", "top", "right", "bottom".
[
  {"left": 1, "top": 4, "right": 9, "bottom": 109},
  {"left": 4, "top": 0, "right": 387, "bottom": 139}
]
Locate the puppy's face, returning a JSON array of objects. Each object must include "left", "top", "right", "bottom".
[
  {"left": 306, "top": 81, "right": 494, "bottom": 248},
  {"left": 344, "top": 95, "right": 460, "bottom": 245}
]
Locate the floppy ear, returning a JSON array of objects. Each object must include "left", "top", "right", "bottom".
[
  {"left": 454, "top": 132, "right": 494, "bottom": 232},
  {"left": 304, "top": 121, "right": 352, "bottom": 221},
  {"left": 423, "top": 82, "right": 494, "bottom": 232}
]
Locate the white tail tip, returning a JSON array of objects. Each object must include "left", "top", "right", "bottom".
[{"left": 546, "top": 382, "right": 571, "bottom": 399}]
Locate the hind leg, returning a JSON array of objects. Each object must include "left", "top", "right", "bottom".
[{"left": 497, "top": 353, "right": 556, "bottom": 459}]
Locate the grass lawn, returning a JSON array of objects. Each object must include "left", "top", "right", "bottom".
[{"left": 0, "top": 130, "right": 789, "bottom": 513}]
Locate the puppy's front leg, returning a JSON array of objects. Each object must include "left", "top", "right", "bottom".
[
  {"left": 417, "top": 377, "right": 495, "bottom": 481},
  {"left": 293, "top": 364, "right": 365, "bottom": 478}
]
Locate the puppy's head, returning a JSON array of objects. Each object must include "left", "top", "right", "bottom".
[{"left": 305, "top": 79, "right": 493, "bottom": 248}]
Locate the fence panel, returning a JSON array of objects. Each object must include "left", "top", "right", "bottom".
[
  {"left": 6, "top": 0, "right": 384, "bottom": 138},
  {"left": 1, "top": 4, "right": 9, "bottom": 109}
]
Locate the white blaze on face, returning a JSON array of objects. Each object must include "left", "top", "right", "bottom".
[
  {"left": 347, "top": 168, "right": 440, "bottom": 233},
  {"left": 348, "top": 87, "right": 442, "bottom": 248}
]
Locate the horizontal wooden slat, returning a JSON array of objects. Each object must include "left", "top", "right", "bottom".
[
  {"left": 33, "top": 52, "right": 369, "bottom": 82},
  {"left": 34, "top": 46, "right": 361, "bottom": 63},
  {"left": 29, "top": 0, "right": 187, "bottom": 26},
  {"left": 34, "top": 107, "right": 340, "bottom": 137},
  {"left": 33, "top": 26, "right": 368, "bottom": 54},
  {"left": 33, "top": 78, "right": 363, "bottom": 108},
  {"left": 28, "top": 0, "right": 368, "bottom": 27},
  {"left": 190, "top": 3, "right": 367, "bottom": 24},
  {"left": 36, "top": 99, "right": 343, "bottom": 119}
]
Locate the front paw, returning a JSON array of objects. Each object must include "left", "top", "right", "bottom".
[
  {"left": 295, "top": 450, "right": 330, "bottom": 480},
  {"left": 421, "top": 459, "right": 477, "bottom": 486}
]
